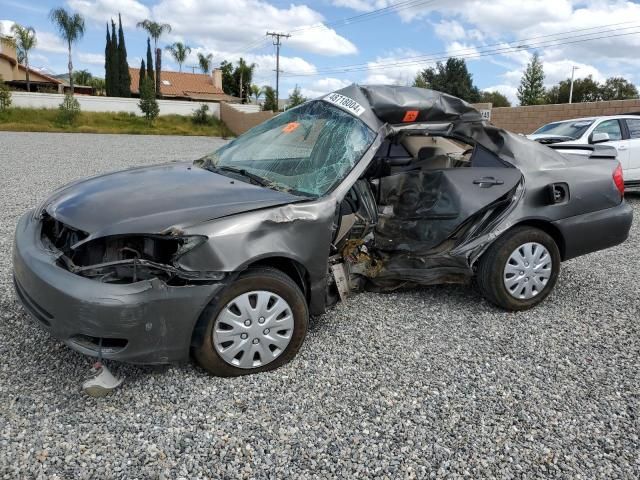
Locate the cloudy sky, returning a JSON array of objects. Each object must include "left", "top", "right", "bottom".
[{"left": 1, "top": 0, "right": 639, "bottom": 104}]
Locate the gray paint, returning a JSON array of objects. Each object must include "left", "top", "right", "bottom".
[{"left": 13, "top": 85, "right": 633, "bottom": 364}]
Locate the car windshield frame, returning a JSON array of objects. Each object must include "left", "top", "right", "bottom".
[
  {"left": 197, "top": 100, "right": 377, "bottom": 198},
  {"left": 533, "top": 119, "right": 594, "bottom": 139}
]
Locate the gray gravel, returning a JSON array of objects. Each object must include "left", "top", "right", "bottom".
[{"left": 1, "top": 131, "right": 639, "bottom": 479}]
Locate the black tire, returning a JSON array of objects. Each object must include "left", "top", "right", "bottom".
[
  {"left": 476, "top": 226, "right": 561, "bottom": 311},
  {"left": 192, "top": 268, "right": 309, "bottom": 377}
]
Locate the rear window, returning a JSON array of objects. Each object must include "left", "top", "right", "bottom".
[
  {"left": 625, "top": 118, "right": 640, "bottom": 139},
  {"left": 533, "top": 120, "right": 593, "bottom": 139}
]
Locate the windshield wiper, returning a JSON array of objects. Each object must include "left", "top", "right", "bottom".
[{"left": 212, "top": 165, "right": 271, "bottom": 188}]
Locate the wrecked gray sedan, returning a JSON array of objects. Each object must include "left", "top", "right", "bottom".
[{"left": 13, "top": 85, "right": 633, "bottom": 376}]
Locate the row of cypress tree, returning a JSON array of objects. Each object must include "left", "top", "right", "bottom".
[
  {"left": 105, "top": 14, "right": 131, "bottom": 97},
  {"left": 138, "top": 38, "right": 155, "bottom": 95}
]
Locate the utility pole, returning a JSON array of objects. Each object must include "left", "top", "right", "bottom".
[
  {"left": 569, "top": 66, "right": 579, "bottom": 104},
  {"left": 266, "top": 31, "right": 290, "bottom": 110}
]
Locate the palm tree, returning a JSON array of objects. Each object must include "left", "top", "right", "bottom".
[
  {"left": 165, "top": 42, "right": 191, "bottom": 72},
  {"left": 10, "top": 24, "right": 37, "bottom": 92},
  {"left": 137, "top": 19, "right": 171, "bottom": 96},
  {"left": 73, "top": 69, "right": 92, "bottom": 86},
  {"left": 197, "top": 53, "right": 213, "bottom": 74},
  {"left": 49, "top": 8, "right": 85, "bottom": 95},
  {"left": 235, "top": 57, "right": 256, "bottom": 102},
  {"left": 250, "top": 84, "right": 262, "bottom": 105}
]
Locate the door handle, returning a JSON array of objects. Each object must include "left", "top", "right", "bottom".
[
  {"left": 618, "top": 145, "right": 628, "bottom": 151},
  {"left": 473, "top": 176, "right": 504, "bottom": 187}
]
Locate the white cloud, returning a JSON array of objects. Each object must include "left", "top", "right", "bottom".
[
  {"left": 67, "top": 0, "right": 151, "bottom": 27},
  {"left": 297, "top": 77, "right": 352, "bottom": 99},
  {"left": 482, "top": 84, "right": 518, "bottom": 105},
  {"left": 434, "top": 20, "right": 466, "bottom": 42},
  {"left": 445, "top": 42, "right": 479, "bottom": 59},
  {"left": 150, "top": 0, "right": 356, "bottom": 57},
  {"left": 365, "top": 49, "right": 426, "bottom": 85},
  {"left": 34, "top": 31, "right": 68, "bottom": 54},
  {"left": 78, "top": 52, "right": 105, "bottom": 65}
]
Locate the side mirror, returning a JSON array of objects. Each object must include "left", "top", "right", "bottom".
[{"left": 591, "top": 132, "right": 610, "bottom": 144}]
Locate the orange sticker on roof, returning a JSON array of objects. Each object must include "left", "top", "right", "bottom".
[
  {"left": 402, "top": 110, "right": 419, "bottom": 122},
  {"left": 282, "top": 122, "right": 300, "bottom": 133}
]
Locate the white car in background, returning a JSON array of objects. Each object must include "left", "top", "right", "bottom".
[{"left": 528, "top": 115, "right": 640, "bottom": 187}]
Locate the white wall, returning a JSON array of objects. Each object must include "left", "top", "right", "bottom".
[
  {"left": 229, "top": 103, "right": 261, "bottom": 113},
  {"left": 9, "top": 92, "right": 221, "bottom": 118}
]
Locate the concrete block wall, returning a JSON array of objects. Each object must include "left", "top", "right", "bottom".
[
  {"left": 220, "top": 102, "right": 274, "bottom": 136},
  {"left": 9, "top": 92, "right": 221, "bottom": 118},
  {"left": 490, "top": 99, "right": 640, "bottom": 134}
]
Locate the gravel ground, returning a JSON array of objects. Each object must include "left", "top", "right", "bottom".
[{"left": 1, "top": 131, "right": 639, "bottom": 479}]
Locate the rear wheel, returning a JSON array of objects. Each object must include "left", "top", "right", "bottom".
[
  {"left": 476, "top": 226, "right": 560, "bottom": 311},
  {"left": 193, "top": 268, "right": 308, "bottom": 376}
]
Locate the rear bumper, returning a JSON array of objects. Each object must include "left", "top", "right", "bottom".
[
  {"left": 12, "top": 211, "right": 225, "bottom": 364},
  {"left": 553, "top": 201, "right": 633, "bottom": 261}
]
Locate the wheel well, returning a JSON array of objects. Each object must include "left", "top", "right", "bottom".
[
  {"left": 514, "top": 220, "right": 566, "bottom": 260},
  {"left": 246, "top": 257, "right": 310, "bottom": 301}
]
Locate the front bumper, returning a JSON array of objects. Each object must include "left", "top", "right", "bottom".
[{"left": 12, "top": 211, "right": 225, "bottom": 364}]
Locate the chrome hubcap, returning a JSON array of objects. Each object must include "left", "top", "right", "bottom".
[
  {"left": 213, "top": 291, "right": 294, "bottom": 369},
  {"left": 504, "top": 242, "right": 552, "bottom": 300}
]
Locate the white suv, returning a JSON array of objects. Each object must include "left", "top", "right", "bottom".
[{"left": 529, "top": 115, "right": 640, "bottom": 186}]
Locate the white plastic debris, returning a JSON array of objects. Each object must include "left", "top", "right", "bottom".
[{"left": 82, "top": 362, "right": 123, "bottom": 397}]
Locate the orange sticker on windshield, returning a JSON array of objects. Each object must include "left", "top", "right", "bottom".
[
  {"left": 282, "top": 122, "right": 300, "bottom": 133},
  {"left": 402, "top": 110, "right": 419, "bottom": 122}
]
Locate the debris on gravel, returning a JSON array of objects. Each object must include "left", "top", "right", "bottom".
[{"left": 1, "top": 132, "right": 638, "bottom": 479}]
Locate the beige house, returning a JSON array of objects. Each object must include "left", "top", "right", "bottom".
[{"left": 0, "top": 35, "right": 62, "bottom": 92}]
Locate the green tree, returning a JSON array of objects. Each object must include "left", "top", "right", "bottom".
[
  {"left": 145, "top": 37, "right": 155, "bottom": 91},
  {"left": 198, "top": 52, "right": 213, "bottom": 74},
  {"left": 166, "top": 42, "right": 191, "bottom": 72},
  {"left": 138, "top": 59, "right": 146, "bottom": 94},
  {"left": 413, "top": 58, "right": 480, "bottom": 102},
  {"left": 0, "top": 76, "right": 12, "bottom": 112},
  {"left": 479, "top": 90, "right": 511, "bottom": 107},
  {"left": 233, "top": 57, "right": 256, "bottom": 103},
  {"left": 220, "top": 60, "right": 235, "bottom": 95},
  {"left": 49, "top": 8, "right": 85, "bottom": 95},
  {"left": 117, "top": 14, "right": 131, "bottom": 97},
  {"left": 288, "top": 85, "right": 307, "bottom": 108},
  {"left": 545, "top": 75, "right": 601, "bottom": 104},
  {"left": 104, "top": 23, "right": 113, "bottom": 96},
  {"left": 90, "top": 76, "right": 105, "bottom": 96},
  {"left": 599, "top": 77, "right": 639, "bottom": 101},
  {"left": 138, "top": 77, "right": 159, "bottom": 123},
  {"left": 73, "top": 69, "right": 92, "bottom": 86},
  {"left": 517, "top": 52, "right": 545, "bottom": 106},
  {"left": 110, "top": 19, "right": 120, "bottom": 97},
  {"left": 10, "top": 24, "right": 37, "bottom": 92},
  {"left": 250, "top": 84, "right": 262, "bottom": 104},
  {"left": 136, "top": 19, "right": 171, "bottom": 98},
  {"left": 262, "top": 85, "right": 277, "bottom": 112}
]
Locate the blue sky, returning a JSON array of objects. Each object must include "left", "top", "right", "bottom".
[{"left": 1, "top": 0, "right": 639, "bottom": 104}]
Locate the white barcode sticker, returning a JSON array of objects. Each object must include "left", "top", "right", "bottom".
[{"left": 323, "top": 92, "right": 365, "bottom": 117}]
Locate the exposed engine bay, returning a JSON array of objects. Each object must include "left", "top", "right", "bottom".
[{"left": 41, "top": 215, "right": 222, "bottom": 285}]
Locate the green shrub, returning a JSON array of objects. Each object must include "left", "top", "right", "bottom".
[
  {"left": 192, "top": 104, "right": 212, "bottom": 125},
  {"left": 0, "top": 77, "right": 11, "bottom": 112},
  {"left": 57, "top": 94, "right": 81, "bottom": 124},
  {"left": 138, "top": 78, "right": 159, "bottom": 124}
]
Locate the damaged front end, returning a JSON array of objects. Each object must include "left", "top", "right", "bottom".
[{"left": 40, "top": 214, "right": 223, "bottom": 285}]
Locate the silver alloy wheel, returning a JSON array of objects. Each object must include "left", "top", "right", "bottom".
[
  {"left": 503, "top": 242, "right": 552, "bottom": 300},
  {"left": 213, "top": 290, "right": 294, "bottom": 369}
]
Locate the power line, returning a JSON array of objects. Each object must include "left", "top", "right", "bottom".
[
  {"left": 289, "top": 0, "right": 438, "bottom": 34},
  {"left": 281, "top": 22, "right": 640, "bottom": 77}
]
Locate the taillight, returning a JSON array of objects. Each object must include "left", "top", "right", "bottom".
[{"left": 613, "top": 163, "right": 625, "bottom": 198}]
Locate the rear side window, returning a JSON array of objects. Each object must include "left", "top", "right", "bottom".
[
  {"left": 625, "top": 119, "right": 640, "bottom": 139},
  {"left": 593, "top": 119, "right": 623, "bottom": 141}
]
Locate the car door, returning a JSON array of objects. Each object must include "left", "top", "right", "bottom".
[
  {"left": 590, "top": 119, "right": 630, "bottom": 171},
  {"left": 622, "top": 118, "right": 640, "bottom": 182},
  {"left": 374, "top": 145, "right": 523, "bottom": 252}
]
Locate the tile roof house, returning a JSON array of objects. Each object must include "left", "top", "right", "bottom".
[
  {"left": 129, "top": 68, "right": 240, "bottom": 103},
  {"left": 0, "top": 35, "right": 63, "bottom": 92}
]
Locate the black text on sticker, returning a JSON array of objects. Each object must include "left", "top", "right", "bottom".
[{"left": 324, "top": 93, "right": 365, "bottom": 117}]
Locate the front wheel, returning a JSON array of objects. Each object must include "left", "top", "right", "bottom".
[
  {"left": 476, "top": 226, "right": 561, "bottom": 311},
  {"left": 192, "top": 268, "right": 309, "bottom": 376}
]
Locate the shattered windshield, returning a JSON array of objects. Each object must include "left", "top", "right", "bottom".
[
  {"left": 198, "top": 101, "right": 376, "bottom": 197},
  {"left": 533, "top": 120, "right": 594, "bottom": 139}
]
